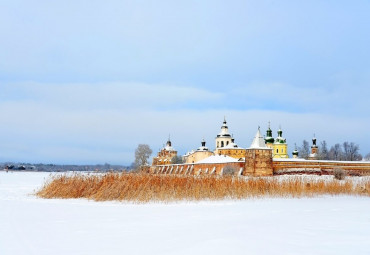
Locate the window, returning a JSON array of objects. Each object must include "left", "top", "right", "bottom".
[
  {"left": 221, "top": 141, "right": 224, "bottom": 147},
  {"left": 276, "top": 149, "right": 279, "bottom": 153}
]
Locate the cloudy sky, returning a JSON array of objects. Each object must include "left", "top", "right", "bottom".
[{"left": 1, "top": 0, "right": 369, "bottom": 164}]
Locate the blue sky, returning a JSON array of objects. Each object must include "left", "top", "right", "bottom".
[{"left": 0, "top": 0, "right": 369, "bottom": 164}]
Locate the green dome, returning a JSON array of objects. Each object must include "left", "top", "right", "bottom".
[{"left": 265, "top": 137, "right": 275, "bottom": 143}]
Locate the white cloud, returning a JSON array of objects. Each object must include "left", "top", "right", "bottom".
[{"left": 0, "top": 82, "right": 369, "bottom": 164}]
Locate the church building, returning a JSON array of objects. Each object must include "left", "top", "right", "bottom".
[
  {"left": 265, "top": 123, "right": 289, "bottom": 158},
  {"left": 151, "top": 137, "right": 178, "bottom": 165}
]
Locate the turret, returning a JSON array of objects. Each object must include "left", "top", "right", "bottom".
[
  {"left": 201, "top": 139, "right": 206, "bottom": 147},
  {"left": 197, "top": 139, "right": 209, "bottom": 151},
  {"left": 309, "top": 134, "right": 319, "bottom": 159},
  {"left": 265, "top": 122, "right": 275, "bottom": 145}
]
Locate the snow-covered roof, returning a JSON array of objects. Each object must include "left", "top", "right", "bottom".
[
  {"left": 273, "top": 158, "right": 370, "bottom": 164},
  {"left": 219, "top": 142, "right": 244, "bottom": 149},
  {"left": 249, "top": 128, "right": 270, "bottom": 149},
  {"left": 196, "top": 155, "right": 239, "bottom": 164},
  {"left": 164, "top": 145, "right": 175, "bottom": 151}
]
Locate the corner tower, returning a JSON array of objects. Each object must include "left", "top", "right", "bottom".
[{"left": 244, "top": 127, "right": 273, "bottom": 176}]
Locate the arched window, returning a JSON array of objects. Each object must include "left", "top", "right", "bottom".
[
  {"left": 217, "top": 141, "right": 219, "bottom": 148},
  {"left": 221, "top": 141, "right": 224, "bottom": 147},
  {"left": 226, "top": 141, "right": 229, "bottom": 145},
  {"left": 276, "top": 149, "right": 279, "bottom": 153}
]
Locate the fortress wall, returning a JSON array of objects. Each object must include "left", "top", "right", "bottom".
[
  {"left": 150, "top": 158, "right": 370, "bottom": 177},
  {"left": 273, "top": 160, "right": 370, "bottom": 175},
  {"left": 150, "top": 162, "right": 244, "bottom": 176},
  {"left": 244, "top": 149, "right": 273, "bottom": 176}
]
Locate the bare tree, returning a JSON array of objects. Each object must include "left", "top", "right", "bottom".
[
  {"left": 364, "top": 153, "right": 370, "bottom": 161},
  {"left": 319, "top": 140, "right": 329, "bottom": 160},
  {"left": 222, "top": 165, "right": 238, "bottom": 176},
  {"left": 171, "top": 155, "right": 183, "bottom": 164},
  {"left": 342, "top": 142, "right": 362, "bottom": 161},
  {"left": 329, "top": 143, "right": 342, "bottom": 160},
  {"left": 298, "top": 140, "right": 310, "bottom": 159},
  {"left": 134, "top": 144, "right": 152, "bottom": 169}
]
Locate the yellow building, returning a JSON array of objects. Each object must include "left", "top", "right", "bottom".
[
  {"left": 265, "top": 125, "right": 289, "bottom": 158},
  {"left": 217, "top": 138, "right": 245, "bottom": 160},
  {"left": 183, "top": 139, "right": 214, "bottom": 164}
]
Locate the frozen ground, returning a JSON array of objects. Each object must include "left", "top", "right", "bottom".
[{"left": 0, "top": 172, "right": 369, "bottom": 255}]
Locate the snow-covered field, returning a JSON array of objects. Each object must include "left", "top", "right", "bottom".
[{"left": 1, "top": 172, "right": 369, "bottom": 255}]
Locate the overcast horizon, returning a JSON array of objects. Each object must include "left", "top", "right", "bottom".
[{"left": 1, "top": 0, "right": 370, "bottom": 165}]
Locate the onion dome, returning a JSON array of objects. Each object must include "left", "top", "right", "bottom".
[
  {"left": 265, "top": 122, "right": 275, "bottom": 144},
  {"left": 275, "top": 126, "right": 287, "bottom": 144}
]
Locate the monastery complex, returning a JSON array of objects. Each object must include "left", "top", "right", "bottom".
[{"left": 150, "top": 119, "right": 370, "bottom": 176}]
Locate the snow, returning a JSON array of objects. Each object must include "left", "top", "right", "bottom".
[
  {"left": 220, "top": 142, "right": 243, "bottom": 149},
  {"left": 1, "top": 171, "right": 370, "bottom": 255},
  {"left": 274, "top": 158, "right": 370, "bottom": 164},
  {"left": 196, "top": 155, "right": 239, "bottom": 164},
  {"left": 249, "top": 128, "right": 270, "bottom": 149}
]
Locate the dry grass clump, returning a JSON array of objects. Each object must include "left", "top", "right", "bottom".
[
  {"left": 36, "top": 173, "right": 370, "bottom": 203},
  {"left": 333, "top": 168, "right": 346, "bottom": 180}
]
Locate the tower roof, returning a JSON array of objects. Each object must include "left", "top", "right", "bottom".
[
  {"left": 250, "top": 127, "right": 270, "bottom": 149},
  {"left": 197, "top": 139, "right": 209, "bottom": 151},
  {"left": 164, "top": 136, "right": 175, "bottom": 151},
  {"left": 217, "top": 117, "right": 231, "bottom": 137}
]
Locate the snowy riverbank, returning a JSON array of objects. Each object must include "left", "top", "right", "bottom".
[{"left": 0, "top": 172, "right": 369, "bottom": 255}]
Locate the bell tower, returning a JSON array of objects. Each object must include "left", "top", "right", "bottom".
[{"left": 215, "top": 117, "right": 233, "bottom": 151}]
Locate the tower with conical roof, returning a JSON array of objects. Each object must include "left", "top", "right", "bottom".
[{"left": 244, "top": 127, "right": 273, "bottom": 176}]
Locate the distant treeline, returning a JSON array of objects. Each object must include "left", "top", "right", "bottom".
[
  {"left": 298, "top": 140, "right": 370, "bottom": 161},
  {"left": 1, "top": 162, "right": 131, "bottom": 172}
]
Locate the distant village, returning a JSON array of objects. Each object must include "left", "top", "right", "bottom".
[{"left": 2, "top": 163, "right": 129, "bottom": 172}]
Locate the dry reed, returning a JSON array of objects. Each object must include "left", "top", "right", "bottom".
[{"left": 36, "top": 173, "right": 370, "bottom": 203}]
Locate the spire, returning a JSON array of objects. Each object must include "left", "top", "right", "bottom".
[
  {"left": 250, "top": 127, "right": 268, "bottom": 149},
  {"left": 277, "top": 125, "right": 283, "bottom": 137},
  {"left": 166, "top": 134, "right": 171, "bottom": 147}
]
